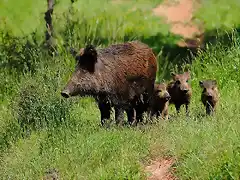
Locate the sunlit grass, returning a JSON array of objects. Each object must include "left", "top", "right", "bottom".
[{"left": 1, "top": 0, "right": 240, "bottom": 179}]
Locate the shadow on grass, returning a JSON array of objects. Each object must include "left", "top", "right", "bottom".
[{"left": 138, "top": 28, "right": 240, "bottom": 81}]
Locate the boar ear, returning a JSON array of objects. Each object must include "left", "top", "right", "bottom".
[
  {"left": 74, "top": 48, "right": 84, "bottom": 62},
  {"left": 77, "top": 45, "right": 98, "bottom": 72},
  {"left": 170, "top": 72, "right": 176, "bottom": 78},
  {"left": 184, "top": 71, "right": 191, "bottom": 80},
  {"left": 84, "top": 45, "right": 97, "bottom": 61},
  {"left": 79, "top": 48, "right": 85, "bottom": 56},
  {"left": 212, "top": 80, "right": 217, "bottom": 87},
  {"left": 171, "top": 72, "right": 179, "bottom": 81},
  {"left": 199, "top": 81, "right": 204, "bottom": 88}
]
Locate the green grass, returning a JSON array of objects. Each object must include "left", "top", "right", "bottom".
[
  {"left": 1, "top": 0, "right": 240, "bottom": 179},
  {"left": 194, "top": 0, "right": 240, "bottom": 32}
]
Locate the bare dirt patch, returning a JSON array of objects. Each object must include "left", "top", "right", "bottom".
[
  {"left": 111, "top": 0, "right": 123, "bottom": 5},
  {"left": 144, "top": 158, "right": 176, "bottom": 180},
  {"left": 152, "top": 0, "right": 204, "bottom": 48}
]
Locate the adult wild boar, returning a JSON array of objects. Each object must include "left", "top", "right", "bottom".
[
  {"left": 199, "top": 79, "right": 219, "bottom": 115},
  {"left": 61, "top": 41, "right": 157, "bottom": 125},
  {"left": 167, "top": 71, "right": 192, "bottom": 115}
]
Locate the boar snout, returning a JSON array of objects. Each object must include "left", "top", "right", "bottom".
[
  {"left": 204, "top": 90, "right": 214, "bottom": 99},
  {"left": 179, "top": 83, "right": 190, "bottom": 94},
  {"left": 61, "top": 77, "right": 80, "bottom": 98},
  {"left": 164, "top": 92, "right": 171, "bottom": 101},
  {"left": 61, "top": 90, "right": 70, "bottom": 98},
  {"left": 205, "top": 93, "right": 213, "bottom": 100},
  {"left": 182, "top": 89, "right": 189, "bottom": 94}
]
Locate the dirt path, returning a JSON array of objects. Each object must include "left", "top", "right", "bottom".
[
  {"left": 145, "top": 0, "right": 203, "bottom": 179},
  {"left": 152, "top": 0, "right": 204, "bottom": 48},
  {"left": 144, "top": 158, "right": 176, "bottom": 180}
]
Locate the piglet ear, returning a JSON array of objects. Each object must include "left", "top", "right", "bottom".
[
  {"left": 79, "top": 48, "right": 85, "bottom": 56},
  {"left": 184, "top": 71, "right": 191, "bottom": 80},
  {"left": 212, "top": 80, "right": 217, "bottom": 87},
  {"left": 171, "top": 72, "right": 180, "bottom": 81},
  {"left": 199, "top": 81, "right": 204, "bottom": 88},
  {"left": 170, "top": 72, "right": 176, "bottom": 78}
]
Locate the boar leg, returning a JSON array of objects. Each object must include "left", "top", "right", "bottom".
[
  {"left": 136, "top": 108, "right": 144, "bottom": 123},
  {"left": 126, "top": 107, "right": 137, "bottom": 126},
  {"left": 150, "top": 110, "right": 155, "bottom": 118},
  {"left": 149, "top": 109, "right": 158, "bottom": 122},
  {"left": 175, "top": 104, "right": 181, "bottom": 114},
  {"left": 134, "top": 103, "right": 145, "bottom": 125},
  {"left": 138, "top": 95, "right": 150, "bottom": 123},
  {"left": 97, "top": 95, "right": 112, "bottom": 126},
  {"left": 138, "top": 92, "right": 151, "bottom": 123},
  {"left": 98, "top": 101, "right": 111, "bottom": 126},
  {"left": 156, "top": 111, "right": 161, "bottom": 119},
  {"left": 185, "top": 103, "right": 190, "bottom": 116},
  {"left": 163, "top": 112, "right": 169, "bottom": 120},
  {"left": 115, "top": 107, "right": 125, "bottom": 125}
]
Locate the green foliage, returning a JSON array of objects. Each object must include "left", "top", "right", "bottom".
[
  {"left": 0, "top": 33, "right": 41, "bottom": 73},
  {"left": 1, "top": 36, "right": 240, "bottom": 179},
  {"left": 155, "top": 35, "right": 240, "bottom": 179},
  {"left": 1, "top": 0, "right": 240, "bottom": 179},
  {"left": 195, "top": 0, "right": 240, "bottom": 32},
  {"left": 13, "top": 79, "right": 71, "bottom": 132},
  {"left": 56, "top": 0, "right": 170, "bottom": 48},
  {"left": 0, "top": 0, "right": 46, "bottom": 38},
  {"left": 0, "top": 57, "right": 75, "bottom": 152}
]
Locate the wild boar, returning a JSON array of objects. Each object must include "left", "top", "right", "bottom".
[
  {"left": 148, "top": 83, "right": 171, "bottom": 120},
  {"left": 128, "top": 83, "right": 171, "bottom": 124},
  {"left": 167, "top": 71, "right": 192, "bottom": 115},
  {"left": 61, "top": 41, "right": 157, "bottom": 126},
  {"left": 199, "top": 79, "right": 219, "bottom": 115}
]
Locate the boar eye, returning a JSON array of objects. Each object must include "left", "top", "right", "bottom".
[{"left": 186, "top": 79, "right": 189, "bottom": 83}]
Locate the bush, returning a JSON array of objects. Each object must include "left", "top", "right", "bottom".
[{"left": 7, "top": 70, "right": 74, "bottom": 141}]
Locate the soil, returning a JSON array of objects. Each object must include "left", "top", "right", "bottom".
[
  {"left": 144, "top": 158, "right": 176, "bottom": 180},
  {"left": 152, "top": 0, "right": 204, "bottom": 48},
  {"left": 146, "top": 1, "right": 203, "bottom": 178},
  {"left": 111, "top": 0, "right": 204, "bottom": 178}
]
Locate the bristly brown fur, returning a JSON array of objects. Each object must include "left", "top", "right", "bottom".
[
  {"left": 148, "top": 83, "right": 171, "bottom": 120},
  {"left": 167, "top": 71, "right": 192, "bottom": 115},
  {"left": 199, "top": 79, "right": 219, "bottom": 115},
  {"left": 128, "top": 83, "right": 171, "bottom": 125},
  {"left": 61, "top": 41, "right": 157, "bottom": 126}
]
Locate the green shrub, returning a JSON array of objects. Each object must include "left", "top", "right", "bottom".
[{"left": 13, "top": 76, "right": 72, "bottom": 133}]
